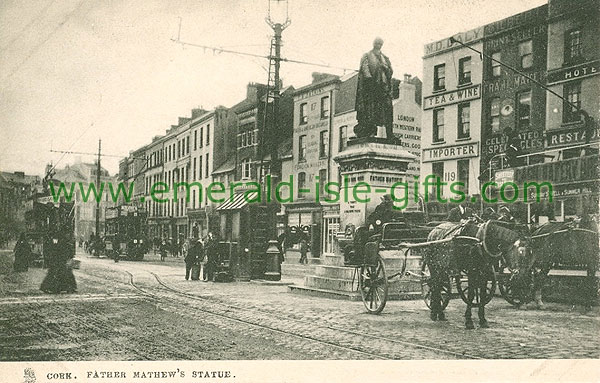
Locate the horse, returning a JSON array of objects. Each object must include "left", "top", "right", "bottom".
[
  {"left": 425, "top": 218, "right": 524, "bottom": 329},
  {"left": 518, "top": 218, "right": 599, "bottom": 309}
]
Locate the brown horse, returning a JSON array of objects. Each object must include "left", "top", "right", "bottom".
[{"left": 424, "top": 218, "right": 524, "bottom": 329}]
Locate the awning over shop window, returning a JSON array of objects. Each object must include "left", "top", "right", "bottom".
[{"left": 216, "top": 192, "right": 259, "bottom": 211}]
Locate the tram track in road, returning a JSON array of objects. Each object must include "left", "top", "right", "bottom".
[
  {"left": 133, "top": 268, "right": 479, "bottom": 359},
  {"left": 76, "top": 262, "right": 479, "bottom": 359}
]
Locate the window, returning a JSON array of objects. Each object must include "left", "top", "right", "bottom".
[
  {"left": 200, "top": 128, "right": 204, "bottom": 147},
  {"left": 194, "top": 130, "right": 197, "bottom": 150},
  {"left": 565, "top": 29, "right": 582, "bottom": 62},
  {"left": 458, "top": 57, "right": 471, "bottom": 85},
  {"left": 490, "top": 98, "right": 501, "bottom": 134},
  {"left": 563, "top": 81, "right": 582, "bottom": 123},
  {"left": 434, "top": 64, "right": 445, "bottom": 91},
  {"left": 319, "top": 130, "right": 329, "bottom": 158},
  {"left": 193, "top": 157, "right": 196, "bottom": 180},
  {"left": 321, "top": 96, "right": 330, "bottom": 119},
  {"left": 431, "top": 162, "right": 444, "bottom": 196},
  {"left": 458, "top": 103, "right": 470, "bottom": 139},
  {"left": 318, "top": 169, "right": 327, "bottom": 198},
  {"left": 433, "top": 108, "right": 444, "bottom": 143},
  {"left": 168, "top": 145, "right": 171, "bottom": 161},
  {"left": 299, "top": 135, "right": 307, "bottom": 161},
  {"left": 241, "top": 158, "right": 251, "bottom": 179},
  {"left": 205, "top": 153, "right": 209, "bottom": 178},
  {"left": 491, "top": 52, "right": 502, "bottom": 77},
  {"left": 298, "top": 172, "right": 307, "bottom": 199},
  {"left": 177, "top": 141, "right": 181, "bottom": 158},
  {"left": 198, "top": 156, "right": 203, "bottom": 179},
  {"left": 519, "top": 40, "right": 533, "bottom": 69},
  {"left": 186, "top": 136, "right": 190, "bottom": 154},
  {"left": 517, "top": 90, "right": 532, "bottom": 130},
  {"left": 242, "top": 132, "right": 247, "bottom": 147},
  {"left": 457, "top": 159, "right": 469, "bottom": 194},
  {"left": 339, "top": 125, "right": 348, "bottom": 152},
  {"left": 300, "top": 103, "right": 308, "bottom": 124},
  {"left": 206, "top": 124, "right": 210, "bottom": 145}
]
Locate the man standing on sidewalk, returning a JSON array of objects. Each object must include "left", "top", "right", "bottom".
[
  {"left": 184, "top": 239, "right": 200, "bottom": 280},
  {"left": 203, "top": 232, "right": 217, "bottom": 282},
  {"left": 299, "top": 236, "right": 308, "bottom": 264}
]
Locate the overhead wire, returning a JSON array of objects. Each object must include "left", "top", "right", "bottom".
[{"left": 2, "top": 0, "right": 88, "bottom": 83}]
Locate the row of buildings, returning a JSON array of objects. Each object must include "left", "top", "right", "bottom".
[
  {"left": 117, "top": 0, "right": 598, "bottom": 257},
  {"left": 421, "top": 0, "right": 599, "bottom": 223},
  {"left": 118, "top": 73, "right": 422, "bottom": 256}
]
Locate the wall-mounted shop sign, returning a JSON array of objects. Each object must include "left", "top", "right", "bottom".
[
  {"left": 423, "top": 84, "right": 481, "bottom": 110},
  {"left": 547, "top": 125, "right": 600, "bottom": 148},
  {"left": 547, "top": 60, "right": 600, "bottom": 85},
  {"left": 422, "top": 142, "right": 479, "bottom": 162},
  {"left": 424, "top": 27, "right": 483, "bottom": 57}
]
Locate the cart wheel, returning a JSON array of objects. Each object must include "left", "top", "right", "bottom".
[
  {"left": 455, "top": 265, "right": 496, "bottom": 306},
  {"left": 359, "top": 255, "right": 388, "bottom": 314},
  {"left": 497, "top": 266, "right": 536, "bottom": 306},
  {"left": 421, "top": 262, "right": 451, "bottom": 309}
]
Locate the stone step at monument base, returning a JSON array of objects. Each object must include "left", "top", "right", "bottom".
[
  {"left": 288, "top": 284, "right": 423, "bottom": 301},
  {"left": 303, "top": 274, "right": 422, "bottom": 294},
  {"left": 323, "top": 254, "right": 344, "bottom": 266},
  {"left": 281, "top": 263, "right": 316, "bottom": 278}
]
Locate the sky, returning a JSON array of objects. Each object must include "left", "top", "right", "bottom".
[{"left": 0, "top": 0, "right": 546, "bottom": 176}]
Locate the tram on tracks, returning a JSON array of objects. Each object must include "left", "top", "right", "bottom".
[
  {"left": 104, "top": 206, "right": 149, "bottom": 261},
  {"left": 24, "top": 199, "right": 76, "bottom": 268}
]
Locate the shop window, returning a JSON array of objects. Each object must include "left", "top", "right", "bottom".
[
  {"left": 458, "top": 103, "right": 470, "bottom": 139},
  {"left": 519, "top": 40, "right": 533, "bottom": 69},
  {"left": 517, "top": 90, "right": 531, "bottom": 130},
  {"left": 434, "top": 64, "right": 445, "bottom": 91},
  {"left": 433, "top": 108, "right": 444, "bottom": 143},
  {"left": 458, "top": 57, "right": 471, "bottom": 85},
  {"left": 431, "top": 162, "right": 444, "bottom": 197}
]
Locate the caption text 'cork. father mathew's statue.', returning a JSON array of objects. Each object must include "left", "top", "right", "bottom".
[{"left": 354, "top": 37, "right": 394, "bottom": 140}]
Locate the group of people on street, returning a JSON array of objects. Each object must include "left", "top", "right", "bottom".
[{"left": 183, "top": 232, "right": 219, "bottom": 282}]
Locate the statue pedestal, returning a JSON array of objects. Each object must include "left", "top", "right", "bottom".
[
  {"left": 334, "top": 137, "right": 416, "bottom": 233},
  {"left": 288, "top": 138, "right": 422, "bottom": 301}
]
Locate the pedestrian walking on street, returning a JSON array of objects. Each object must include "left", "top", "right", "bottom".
[
  {"left": 40, "top": 232, "right": 77, "bottom": 294},
  {"left": 203, "top": 232, "right": 217, "bottom": 282},
  {"left": 13, "top": 233, "right": 31, "bottom": 272},
  {"left": 185, "top": 239, "right": 201, "bottom": 280},
  {"left": 159, "top": 239, "right": 168, "bottom": 262},
  {"left": 299, "top": 236, "right": 308, "bottom": 264}
]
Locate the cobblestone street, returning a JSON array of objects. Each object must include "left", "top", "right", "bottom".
[{"left": 1, "top": 249, "right": 599, "bottom": 361}]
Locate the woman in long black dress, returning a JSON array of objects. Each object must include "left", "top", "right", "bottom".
[
  {"left": 13, "top": 233, "right": 31, "bottom": 272},
  {"left": 40, "top": 233, "right": 77, "bottom": 293}
]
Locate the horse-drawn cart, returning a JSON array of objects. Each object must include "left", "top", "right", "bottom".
[{"left": 346, "top": 217, "right": 525, "bottom": 328}]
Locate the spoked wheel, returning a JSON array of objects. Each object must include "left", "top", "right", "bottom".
[
  {"left": 421, "top": 262, "right": 451, "bottom": 309},
  {"left": 359, "top": 255, "right": 388, "bottom": 314},
  {"left": 455, "top": 265, "right": 496, "bottom": 306},
  {"left": 497, "top": 266, "right": 536, "bottom": 306}
]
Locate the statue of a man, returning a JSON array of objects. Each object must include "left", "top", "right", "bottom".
[{"left": 355, "top": 37, "right": 394, "bottom": 140}]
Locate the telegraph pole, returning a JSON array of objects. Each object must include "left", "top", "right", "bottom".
[{"left": 95, "top": 139, "right": 101, "bottom": 237}]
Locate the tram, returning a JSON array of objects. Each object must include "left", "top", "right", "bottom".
[{"left": 104, "top": 206, "right": 148, "bottom": 261}]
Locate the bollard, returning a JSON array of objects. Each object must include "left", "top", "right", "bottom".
[{"left": 263, "top": 240, "right": 282, "bottom": 281}]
